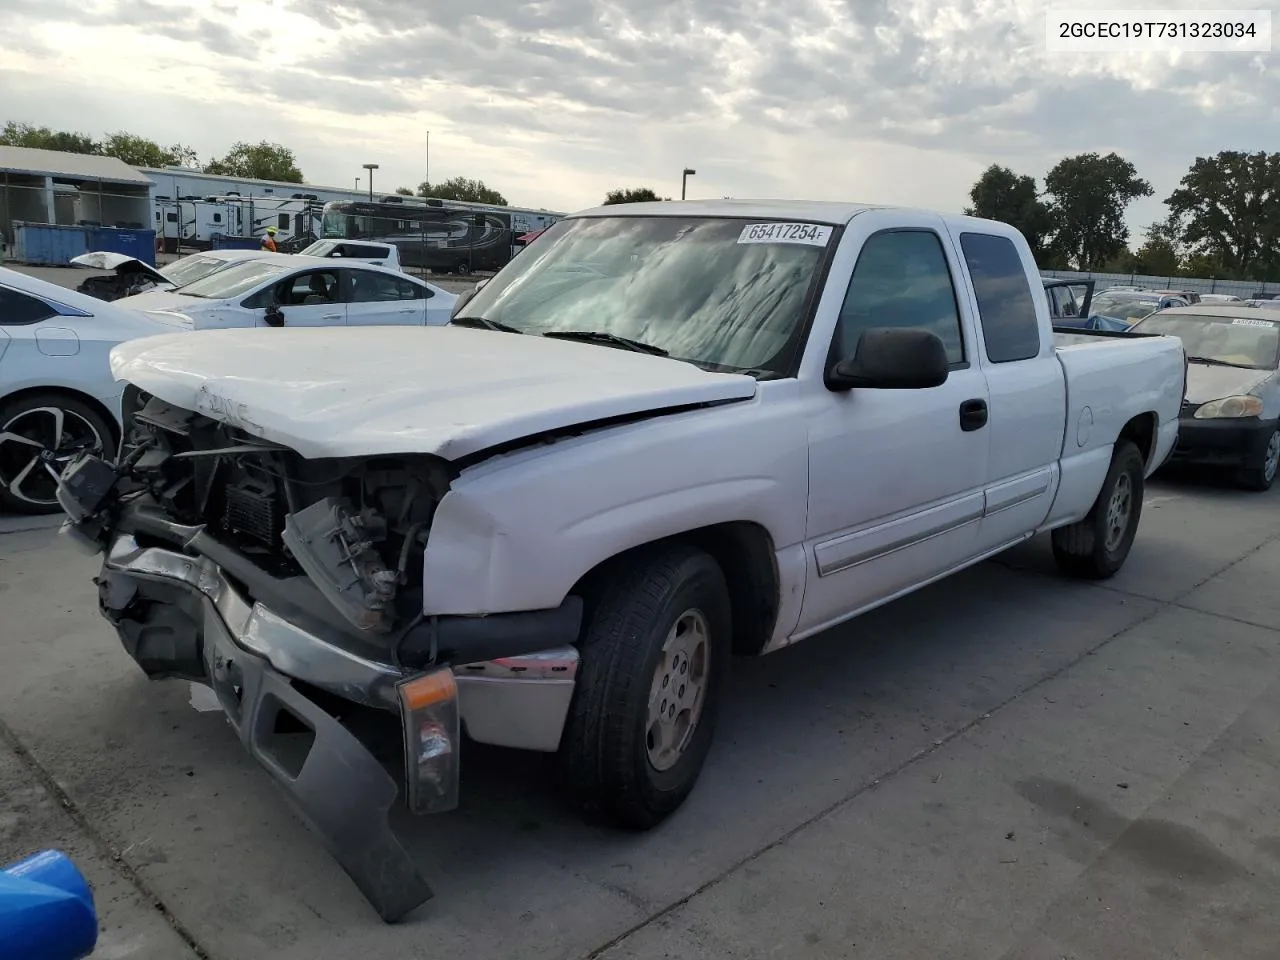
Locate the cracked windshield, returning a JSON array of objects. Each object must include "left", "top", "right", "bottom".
[{"left": 456, "top": 216, "right": 833, "bottom": 374}]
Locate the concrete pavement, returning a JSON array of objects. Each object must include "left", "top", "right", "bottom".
[{"left": 2, "top": 472, "right": 1280, "bottom": 959}]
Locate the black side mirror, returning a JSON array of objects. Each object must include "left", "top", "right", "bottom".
[
  {"left": 826, "top": 327, "right": 949, "bottom": 391},
  {"left": 264, "top": 305, "right": 285, "bottom": 327}
]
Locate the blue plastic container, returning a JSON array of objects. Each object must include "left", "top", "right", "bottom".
[{"left": 0, "top": 850, "right": 98, "bottom": 959}]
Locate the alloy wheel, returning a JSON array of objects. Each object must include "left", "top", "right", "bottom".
[{"left": 0, "top": 406, "right": 105, "bottom": 509}]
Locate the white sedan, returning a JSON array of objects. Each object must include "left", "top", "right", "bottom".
[
  {"left": 116, "top": 256, "right": 457, "bottom": 329},
  {"left": 70, "top": 249, "right": 282, "bottom": 301},
  {"left": 0, "top": 267, "right": 181, "bottom": 513}
]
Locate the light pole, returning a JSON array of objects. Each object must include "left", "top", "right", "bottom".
[
  {"left": 353, "top": 177, "right": 360, "bottom": 192},
  {"left": 362, "top": 163, "right": 379, "bottom": 202},
  {"left": 681, "top": 167, "right": 696, "bottom": 200}
]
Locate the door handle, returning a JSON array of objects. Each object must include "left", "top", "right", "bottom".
[
  {"left": 321, "top": 313, "right": 342, "bottom": 319},
  {"left": 397, "top": 308, "right": 416, "bottom": 314},
  {"left": 959, "top": 398, "right": 988, "bottom": 432}
]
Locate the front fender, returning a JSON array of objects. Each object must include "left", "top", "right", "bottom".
[{"left": 420, "top": 384, "right": 809, "bottom": 616}]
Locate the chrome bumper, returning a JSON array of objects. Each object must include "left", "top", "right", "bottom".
[
  {"left": 90, "top": 532, "right": 581, "bottom": 921},
  {"left": 98, "top": 533, "right": 579, "bottom": 751}
]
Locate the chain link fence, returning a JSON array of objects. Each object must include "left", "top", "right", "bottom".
[{"left": 1040, "top": 268, "right": 1279, "bottom": 300}]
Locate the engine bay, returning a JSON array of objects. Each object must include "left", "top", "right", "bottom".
[{"left": 104, "top": 390, "right": 456, "bottom": 633}]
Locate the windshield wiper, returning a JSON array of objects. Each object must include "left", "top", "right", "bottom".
[
  {"left": 1186, "top": 355, "right": 1251, "bottom": 368},
  {"left": 541, "top": 330, "right": 669, "bottom": 356},
  {"left": 451, "top": 316, "right": 523, "bottom": 334}
]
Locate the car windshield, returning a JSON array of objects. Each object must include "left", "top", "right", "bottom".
[
  {"left": 454, "top": 215, "right": 836, "bottom": 375},
  {"left": 1130, "top": 313, "right": 1280, "bottom": 369},
  {"left": 158, "top": 255, "right": 231, "bottom": 288},
  {"left": 177, "top": 260, "right": 291, "bottom": 299},
  {"left": 1093, "top": 296, "right": 1161, "bottom": 322}
]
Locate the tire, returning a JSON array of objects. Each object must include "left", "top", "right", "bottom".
[
  {"left": 1238, "top": 428, "right": 1280, "bottom": 491},
  {"left": 557, "top": 545, "right": 731, "bottom": 829},
  {"left": 0, "top": 393, "right": 116, "bottom": 515},
  {"left": 455, "top": 261, "right": 471, "bottom": 276},
  {"left": 1051, "top": 440, "right": 1145, "bottom": 580}
]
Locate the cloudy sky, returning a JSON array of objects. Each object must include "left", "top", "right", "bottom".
[{"left": 2, "top": 0, "right": 1275, "bottom": 236}]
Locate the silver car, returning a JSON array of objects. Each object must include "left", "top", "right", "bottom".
[{"left": 1131, "top": 305, "right": 1280, "bottom": 489}]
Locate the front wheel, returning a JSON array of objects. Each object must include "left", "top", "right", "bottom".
[
  {"left": 1238, "top": 427, "right": 1280, "bottom": 491},
  {"left": 1052, "top": 440, "right": 1145, "bottom": 580},
  {"left": 557, "top": 545, "right": 731, "bottom": 829}
]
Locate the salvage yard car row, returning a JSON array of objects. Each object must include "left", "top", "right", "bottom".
[
  {"left": 0, "top": 252, "right": 455, "bottom": 511},
  {"left": 2, "top": 199, "right": 1276, "bottom": 923}
]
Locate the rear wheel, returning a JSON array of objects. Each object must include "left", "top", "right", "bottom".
[
  {"left": 1238, "top": 428, "right": 1280, "bottom": 491},
  {"left": 1052, "top": 440, "right": 1145, "bottom": 580},
  {"left": 0, "top": 394, "right": 115, "bottom": 515},
  {"left": 557, "top": 545, "right": 731, "bottom": 829},
  {"left": 454, "top": 261, "right": 471, "bottom": 276}
]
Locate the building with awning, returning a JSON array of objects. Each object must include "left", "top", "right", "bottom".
[{"left": 0, "top": 146, "right": 153, "bottom": 241}]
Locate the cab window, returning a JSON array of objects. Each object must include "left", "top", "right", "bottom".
[
  {"left": 833, "top": 229, "right": 965, "bottom": 365},
  {"left": 960, "top": 232, "right": 1041, "bottom": 363}
]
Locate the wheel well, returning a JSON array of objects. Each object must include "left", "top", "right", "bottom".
[
  {"left": 0, "top": 386, "right": 121, "bottom": 448},
  {"left": 569, "top": 521, "right": 781, "bottom": 657},
  {"left": 1118, "top": 412, "right": 1157, "bottom": 468}
]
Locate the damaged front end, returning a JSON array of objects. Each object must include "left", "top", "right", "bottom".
[{"left": 57, "top": 391, "right": 582, "bottom": 922}]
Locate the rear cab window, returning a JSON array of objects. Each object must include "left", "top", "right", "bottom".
[{"left": 960, "top": 233, "right": 1041, "bottom": 363}]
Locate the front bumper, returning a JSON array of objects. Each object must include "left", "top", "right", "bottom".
[
  {"left": 93, "top": 532, "right": 580, "bottom": 921},
  {"left": 1168, "top": 415, "right": 1278, "bottom": 469}
]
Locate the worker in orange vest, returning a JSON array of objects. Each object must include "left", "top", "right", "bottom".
[{"left": 260, "top": 226, "right": 278, "bottom": 252}]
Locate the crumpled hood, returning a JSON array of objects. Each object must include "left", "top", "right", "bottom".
[
  {"left": 70, "top": 251, "right": 171, "bottom": 286},
  {"left": 109, "top": 326, "right": 759, "bottom": 460},
  {"left": 1184, "top": 362, "right": 1272, "bottom": 405}
]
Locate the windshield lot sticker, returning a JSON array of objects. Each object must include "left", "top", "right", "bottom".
[
  {"left": 1232, "top": 317, "right": 1275, "bottom": 327},
  {"left": 738, "top": 223, "right": 833, "bottom": 246}
]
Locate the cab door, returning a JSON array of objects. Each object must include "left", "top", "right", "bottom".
[
  {"left": 797, "top": 212, "right": 991, "bottom": 637},
  {"left": 947, "top": 228, "right": 1066, "bottom": 554}
]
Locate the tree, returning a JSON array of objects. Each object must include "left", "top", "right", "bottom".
[
  {"left": 394, "top": 186, "right": 414, "bottom": 196},
  {"left": 204, "top": 141, "right": 303, "bottom": 183},
  {"left": 603, "top": 187, "right": 667, "bottom": 204},
  {"left": 99, "top": 132, "right": 197, "bottom": 169},
  {"left": 1043, "top": 152, "right": 1153, "bottom": 271},
  {"left": 0, "top": 121, "right": 97, "bottom": 154},
  {"left": 963, "top": 165, "right": 1053, "bottom": 261},
  {"left": 1166, "top": 151, "right": 1280, "bottom": 282},
  {"left": 1131, "top": 217, "right": 1183, "bottom": 276},
  {"left": 418, "top": 177, "right": 507, "bottom": 205}
]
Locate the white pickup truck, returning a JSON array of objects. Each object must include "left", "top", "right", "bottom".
[{"left": 56, "top": 201, "right": 1185, "bottom": 921}]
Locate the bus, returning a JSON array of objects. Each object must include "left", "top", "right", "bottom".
[{"left": 319, "top": 197, "right": 564, "bottom": 274}]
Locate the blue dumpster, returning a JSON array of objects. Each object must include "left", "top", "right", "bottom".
[
  {"left": 87, "top": 227, "right": 157, "bottom": 267},
  {"left": 11, "top": 223, "right": 90, "bottom": 265}
]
